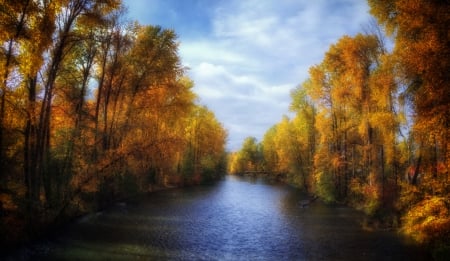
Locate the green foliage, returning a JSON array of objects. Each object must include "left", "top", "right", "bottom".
[
  {"left": 261, "top": 125, "right": 279, "bottom": 173},
  {"left": 180, "top": 105, "right": 227, "bottom": 184},
  {"left": 181, "top": 147, "right": 195, "bottom": 178},
  {"left": 349, "top": 174, "right": 383, "bottom": 216},
  {"left": 313, "top": 171, "right": 336, "bottom": 203},
  {"left": 229, "top": 137, "right": 262, "bottom": 175}
]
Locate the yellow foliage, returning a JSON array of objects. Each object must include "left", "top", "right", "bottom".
[
  {"left": 402, "top": 197, "right": 450, "bottom": 244},
  {"left": 349, "top": 173, "right": 382, "bottom": 216},
  {"left": 313, "top": 171, "right": 335, "bottom": 203}
]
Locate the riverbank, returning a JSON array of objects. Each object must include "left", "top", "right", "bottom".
[
  {"left": 238, "top": 172, "right": 444, "bottom": 259},
  {"left": 9, "top": 175, "right": 431, "bottom": 260},
  {"left": 1, "top": 178, "right": 222, "bottom": 260}
]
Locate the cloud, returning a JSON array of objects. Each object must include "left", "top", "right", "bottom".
[
  {"left": 188, "top": 61, "right": 292, "bottom": 149},
  {"left": 123, "top": 0, "right": 372, "bottom": 151},
  {"left": 180, "top": 43, "right": 250, "bottom": 69},
  {"left": 179, "top": 1, "right": 371, "bottom": 150}
]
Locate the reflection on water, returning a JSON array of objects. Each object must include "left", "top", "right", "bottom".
[{"left": 32, "top": 175, "right": 427, "bottom": 260}]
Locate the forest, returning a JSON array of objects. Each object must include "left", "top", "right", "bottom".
[
  {"left": 0, "top": 0, "right": 449, "bottom": 259},
  {"left": 0, "top": 0, "right": 227, "bottom": 250},
  {"left": 229, "top": 0, "right": 449, "bottom": 257}
]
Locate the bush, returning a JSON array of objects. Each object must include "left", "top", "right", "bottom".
[
  {"left": 314, "top": 171, "right": 336, "bottom": 203},
  {"left": 402, "top": 197, "right": 450, "bottom": 244}
]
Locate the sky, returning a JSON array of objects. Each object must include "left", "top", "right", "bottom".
[{"left": 122, "top": 0, "right": 373, "bottom": 151}]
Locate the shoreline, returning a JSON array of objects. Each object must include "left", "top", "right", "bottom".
[{"left": 0, "top": 180, "right": 212, "bottom": 260}]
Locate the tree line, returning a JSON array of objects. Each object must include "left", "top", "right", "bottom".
[
  {"left": 229, "top": 0, "right": 448, "bottom": 258},
  {"left": 0, "top": 0, "right": 227, "bottom": 248}
]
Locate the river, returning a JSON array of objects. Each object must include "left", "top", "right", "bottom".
[{"left": 25, "top": 175, "right": 427, "bottom": 260}]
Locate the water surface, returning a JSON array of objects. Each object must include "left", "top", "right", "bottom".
[{"left": 32, "top": 175, "right": 427, "bottom": 260}]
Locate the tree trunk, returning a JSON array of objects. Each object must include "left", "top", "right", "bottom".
[
  {"left": 411, "top": 151, "right": 422, "bottom": 186},
  {"left": 0, "top": 0, "right": 30, "bottom": 167},
  {"left": 24, "top": 76, "right": 41, "bottom": 234}
]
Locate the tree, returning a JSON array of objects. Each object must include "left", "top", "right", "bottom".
[
  {"left": 369, "top": 0, "right": 450, "bottom": 251},
  {"left": 304, "top": 33, "right": 402, "bottom": 209},
  {"left": 229, "top": 137, "right": 261, "bottom": 175},
  {"left": 35, "top": 0, "right": 120, "bottom": 207},
  {"left": 183, "top": 105, "right": 227, "bottom": 183},
  {"left": 0, "top": 0, "right": 230, "bottom": 250},
  {"left": 369, "top": 0, "right": 449, "bottom": 184},
  {"left": 261, "top": 125, "right": 279, "bottom": 174},
  {"left": 289, "top": 84, "right": 317, "bottom": 190},
  {"left": 0, "top": 0, "right": 41, "bottom": 171}
]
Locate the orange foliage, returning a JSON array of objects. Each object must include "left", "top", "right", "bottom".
[{"left": 402, "top": 197, "right": 450, "bottom": 244}]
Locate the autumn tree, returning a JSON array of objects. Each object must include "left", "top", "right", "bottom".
[
  {"left": 304, "top": 33, "right": 402, "bottom": 208},
  {"left": 1, "top": 0, "right": 229, "bottom": 249},
  {"left": 88, "top": 25, "right": 196, "bottom": 202},
  {"left": 182, "top": 105, "right": 227, "bottom": 183},
  {"left": 0, "top": 0, "right": 42, "bottom": 171},
  {"left": 259, "top": 115, "right": 314, "bottom": 189},
  {"left": 34, "top": 0, "right": 119, "bottom": 209},
  {"left": 229, "top": 137, "right": 262, "bottom": 175},
  {"left": 0, "top": 0, "right": 123, "bottom": 246},
  {"left": 261, "top": 125, "right": 279, "bottom": 174},
  {"left": 369, "top": 0, "right": 450, "bottom": 253},
  {"left": 290, "top": 85, "right": 317, "bottom": 191}
]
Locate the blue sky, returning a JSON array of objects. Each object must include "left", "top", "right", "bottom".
[{"left": 123, "top": 0, "right": 372, "bottom": 151}]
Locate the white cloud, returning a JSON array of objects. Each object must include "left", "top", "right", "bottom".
[
  {"left": 187, "top": 60, "right": 293, "bottom": 149},
  {"left": 122, "top": 0, "right": 373, "bottom": 150},
  {"left": 177, "top": 1, "right": 371, "bottom": 150},
  {"left": 180, "top": 41, "right": 248, "bottom": 66}
]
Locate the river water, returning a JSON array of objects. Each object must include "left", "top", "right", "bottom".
[{"left": 30, "top": 175, "right": 427, "bottom": 260}]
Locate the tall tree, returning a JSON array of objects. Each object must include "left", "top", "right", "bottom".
[
  {"left": 0, "top": 0, "right": 35, "bottom": 168},
  {"left": 306, "top": 33, "right": 399, "bottom": 207},
  {"left": 261, "top": 125, "right": 279, "bottom": 174},
  {"left": 0, "top": 0, "right": 230, "bottom": 249},
  {"left": 183, "top": 105, "right": 227, "bottom": 183},
  {"left": 290, "top": 85, "right": 317, "bottom": 190},
  {"left": 369, "top": 0, "right": 449, "bottom": 183},
  {"left": 369, "top": 0, "right": 450, "bottom": 247}
]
